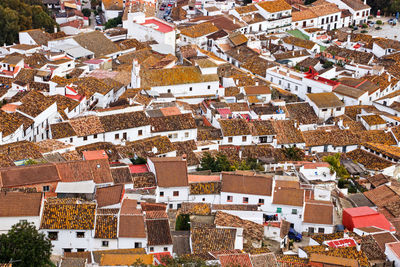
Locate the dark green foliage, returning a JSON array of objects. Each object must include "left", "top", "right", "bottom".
[
  {"left": 322, "top": 60, "right": 334, "bottom": 69},
  {"left": 235, "top": 158, "right": 264, "bottom": 171},
  {"left": 0, "top": 221, "right": 53, "bottom": 267},
  {"left": 281, "top": 146, "right": 303, "bottom": 161},
  {"left": 367, "top": 0, "right": 400, "bottom": 15},
  {"left": 82, "top": 8, "right": 92, "bottom": 17},
  {"left": 175, "top": 214, "right": 190, "bottom": 231},
  {"left": 104, "top": 16, "right": 122, "bottom": 29},
  {"left": 130, "top": 156, "right": 147, "bottom": 165},
  {"left": 198, "top": 152, "right": 233, "bottom": 172},
  {"left": 376, "top": 20, "right": 383, "bottom": 25},
  {"left": 0, "top": 0, "right": 56, "bottom": 45},
  {"left": 323, "top": 153, "right": 349, "bottom": 178}
]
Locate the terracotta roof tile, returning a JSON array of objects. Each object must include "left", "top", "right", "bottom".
[
  {"left": 119, "top": 215, "right": 146, "bottom": 238},
  {"left": 95, "top": 214, "right": 118, "bottom": 239},
  {"left": 146, "top": 218, "right": 172, "bottom": 245},
  {"left": 191, "top": 227, "right": 236, "bottom": 254},
  {"left": 180, "top": 22, "right": 218, "bottom": 38},
  {"left": 41, "top": 199, "right": 96, "bottom": 230},
  {"left": 221, "top": 172, "right": 272, "bottom": 196},
  {"left": 96, "top": 184, "right": 124, "bottom": 208}
]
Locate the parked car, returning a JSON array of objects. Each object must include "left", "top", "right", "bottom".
[{"left": 288, "top": 228, "right": 302, "bottom": 242}]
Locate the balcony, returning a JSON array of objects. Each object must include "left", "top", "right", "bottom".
[{"left": 268, "top": 15, "right": 291, "bottom": 22}]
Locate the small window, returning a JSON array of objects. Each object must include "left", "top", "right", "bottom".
[
  {"left": 318, "top": 227, "right": 325, "bottom": 233},
  {"left": 207, "top": 85, "right": 211, "bottom": 89},
  {"left": 94, "top": 134, "right": 97, "bottom": 139},
  {"left": 135, "top": 242, "right": 142, "bottom": 248},
  {"left": 189, "top": 87, "right": 192, "bottom": 91},
  {"left": 167, "top": 89, "right": 171, "bottom": 93},
  {"left": 227, "top": 195, "right": 233, "bottom": 202},
  {"left": 173, "top": 191, "right": 179, "bottom": 196},
  {"left": 173, "top": 133, "right": 178, "bottom": 138},
  {"left": 258, "top": 199, "right": 264, "bottom": 204},
  {"left": 48, "top": 231, "right": 58, "bottom": 240},
  {"left": 168, "top": 134, "right": 173, "bottom": 138},
  {"left": 242, "top": 136, "right": 247, "bottom": 142},
  {"left": 123, "top": 132, "right": 127, "bottom": 140},
  {"left": 164, "top": 247, "right": 168, "bottom": 251},
  {"left": 321, "top": 108, "right": 328, "bottom": 112},
  {"left": 150, "top": 247, "right": 154, "bottom": 252},
  {"left": 115, "top": 133, "right": 119, "bottom": 140},
  {"left": 228, "top": 137, "right": 233, "bottom": 143},
  {"left": 102, "top": 241, "right": 109, "bottom": 247},
  {"left": 70, "top": 138, "right": 73, "bottom": 143},
  {"left": 20, "top": 219, "right": 27, "bottom": 223},
  {"left": 43, "top": 186, "right": 50, "bottom": 192},
  {"left": 63, "top": 248, "right": 72, "bottom": 253},
  {"left": 336, "top": 107, "right": 341, "bottom": 111},
  {"left": 169, "top": 204, "right": 173, "bottom": 209},
  {"left": 276, "top": 207, "right": 282, "bottom": 213},
  {"left": 292, "top": 209, "right": 297, "bottom": 215},
  {"left": 138, "top": 130, "right": 143, "bottom": 136},
  {"left": 76, "top": 232, "right": 85, "bottom": 238},
  {"left": 243, "top": 197, "right": 249, "bottom": 203},
  {"left": 185, "top": 132, "right": 189, "bottom": 138},
  {"left": 77, "top": 248, "right": 85, "bottom": 252},
  {"left": 83, "top": 136, "right": 87, "bottom": 141},
  {"left": 160, "top": 191, "right": 164, "bottom": 197}
]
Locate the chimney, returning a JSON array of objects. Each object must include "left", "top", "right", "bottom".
[
  {"left": 252, "top": 14, "right": 254, "bottom": 19},
  {"left": 363, "top": 0, "right": 366, "bottom": 4},
  {"left": 233, "top": 18, "right": 236, "bottom": 24}
]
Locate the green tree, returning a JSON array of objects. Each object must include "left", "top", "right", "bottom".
[
  {"left": 198, "top": 152, "right": 216, "bottom": 171},
  {"left": 281, "top": 146, "right": 303, "bottom": 161},
  {"left": 323, "top": 153, "right": 349, "bottom": 178},
  {"left": 24, "top": 158, "right": 38, "bottom": 165},
  {"left": 214, "top": 153, "right": 232, "bottom": 172},
  {"left": 175, "top": 214, "right": 190, "bottom": 230},
  {"left": 0, "top": 221, "right": 53, "bottom": 267},
  {"left": 0, "top": 0, "right": 56, "bottom": 45},
  {"left": 82, "top": 8, "right": 91, "bottom": 17},
  {"left": 104, "top": 16, "right": 122, "bottom": 29}
]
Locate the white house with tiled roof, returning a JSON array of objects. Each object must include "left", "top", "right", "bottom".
[{"left": 325, "top": 0, "right": 370, "bottom": 26}]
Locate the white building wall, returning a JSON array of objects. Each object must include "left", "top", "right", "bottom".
[
  {"left": 42, "top": 229, "right": 93, "bottom": 255},
  {"left": 0, "top": 216, "right": 40, "bottom": 234}
]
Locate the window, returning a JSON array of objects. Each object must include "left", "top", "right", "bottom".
[
  {"left": 243, "top": 197, "right": 249, "bottom": 203},
  {"left": 102, "top": 241, "right": 109, "bottom": 247},
  {"left": 173, "top": 133, "right": 178, "bottom": 138},
  {"left": 150, "top": 247, "right": 154, "bottom": 252},
  {"left": 138, "top": 130, "right": 143, "bottom": 136},
  {"left": 77, "top": 248, "right": 85, "bottom": 252},
  {"left": 276, "top": 207, "right": 282, "bottom": 213},
  {"left": 83, "top": 136, "right": 88, "bottom": 141},
  {"left": 48, "top": 231, "right": 58, "bottom": 241},
  {"left": 70, "top": 137, "right": 73, "bottom": 143},
  {"left": 168, "top": 134, "right": 172, "bottom": 138},
  {"left": 76, "top": 232, "right": 85, "bottom": 238},
  {"left": 189, "top": 87, "right": 192, "bottom": 91},
  {"left": 19, "top": 219, "right": 27, "bottom": 223},
  {"left": 135, "top": 242, "right": 142, "bottom": 248},
  {"left": 307, "top": 86, "right": 312, "bottom": 93},
  {"left": 160, "top": 191, "right": 164, "bottom": 197},
  {"left": 94, "top": 134, "right": 97, "bottom": 139},
  {"left": 63, "top": 248, "right": 72, "bottom": 253},
  {"left": 259, "top": 199, "right": 264, "bottom": 205},
  {"left": 318, "top": 227, "right": 325, "bottom": 233},
  {"left": 167, "top": 89, "right": 171, "bottom": 93},
  {"left": 177, "top": 204, "right": 181, "bottom": 209},
  {"left": 43, "top": 186, "right": 50, "bottom": 192},
  {"left": 169, "top": 204, "right": 173, "bottom": 209},
  {"left": 185, "top": 132, "right": 189, "bottom": 138},
  {"left": 321, "top": 108, "right": 328, "bottom": 112},
  {"left": 115, "top": 133, "right": 119, "bottom": 140},
  {"left": 336, "top": 107, "right": 341, "bottom": 111},
  {"left": 242, "top": 136, "right": 247, "bottom": 142},
  {"left": 321, "top": 18, "right": 324, "bottom": 24},
  {"left": 207, "top": 85, "right": 211, "bottom": 89},
  {"left": 291, "top": 209, "right": 297, "bottom": 215},
  {"left": 164, "top": 247, "right": 168, "bottom": 251},
  {"left": 173, "top": 191, "right": 179, "bottom": 197},
  {"left": 123, "top": 132, "right": 127, "bottom": 140},
  {"left": 228, "top": 137, "right": 233, "bottom": 143},
  {"left": 227, "top": 195, "right": 233, "bottom": 202}
]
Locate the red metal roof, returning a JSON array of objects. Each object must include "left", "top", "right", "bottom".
[
  {"left": 129, "top": 164, "right": 149, "bottom": 174},
  {"left": 325, "top": 238, "right": 357, "bottom": 248},
  {"left": 141, "top": 19, "right": 174, "bottom": 33}
]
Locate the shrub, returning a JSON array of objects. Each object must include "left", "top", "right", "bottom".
[
  {"left": 175, "top": 214, "right": 190, "bottom": 231},
  {"left": 376, "top": 26, "right": 382, "bottom": 30},
  {"left": 368, "top": 15, "right": 373, "bottom": 19},
  {"left": 361, "top": 23, "right": 368, "bottom": 28},
  {"left": 376, "top": 20, "right": 383, "bottom": 25},
  {"left": 361, "top": 30, "right": 368, "bottom": 33},
  {"left": 82, "top": 8, "right": 91, "bottom": 17}
]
